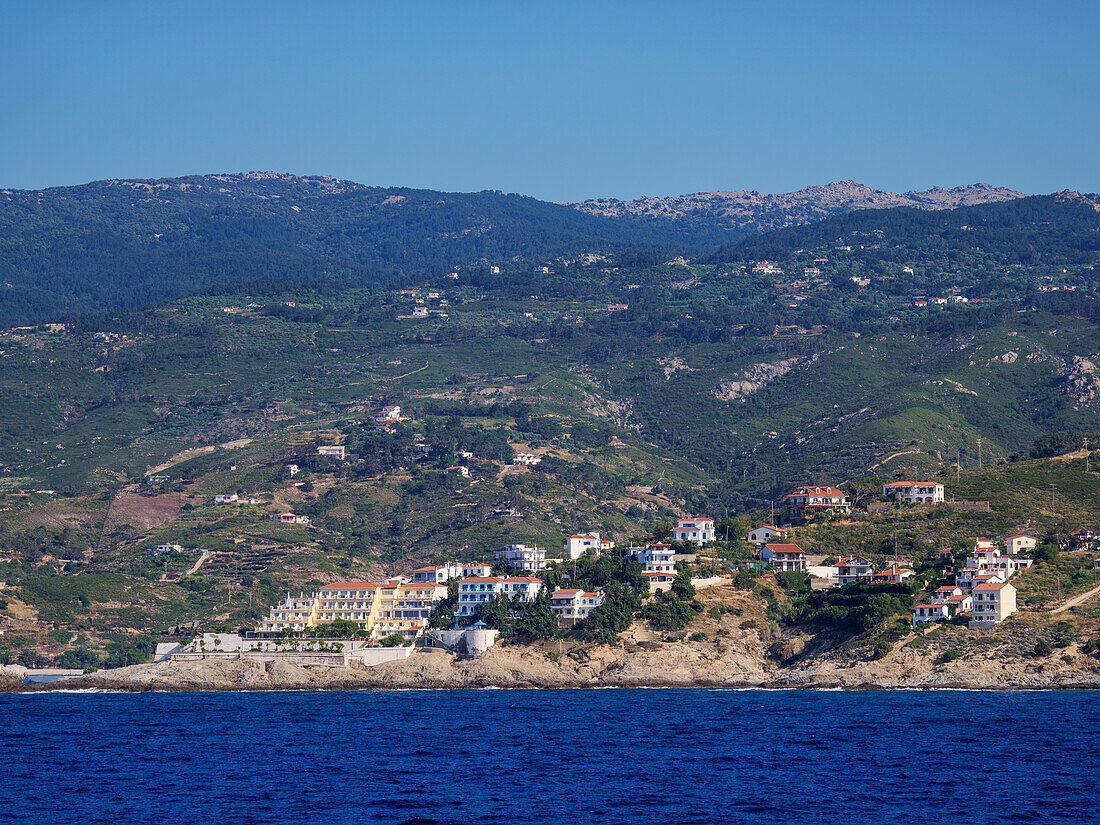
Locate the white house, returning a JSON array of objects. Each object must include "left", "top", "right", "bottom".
[
  {"left": 836, "top": 555, "right": 873, "bottom": 585},
  {"left": 447, "top": 465, "right": 471, "bottom": 478},
  {"left": 624, "top": 543, "right": 676, "bottom": 574},
  {"left": 411, "top": 563, "right": 493, "bottom": 583},
  {"left": 872, "top": 566, "right": 916, "bottom": 584},
  {"left": 970, "top": 582, "right": 1017, "bottom": 628},
  {"left": 455, "top": 576, "right": 543, "bottom": 617},
  {"left": 377, "top": 405, "right": 401, "bottom": 422},
  {"left": 272, "top": 512, "right": 310, "bottom": 525},
  {"left": 412, "top": 306, "right": 429, "bottom": 318},
  {"left": 747, "top": 525, "right": 784, "bottom": 545},
  {"left": 674, "top": 518, "right": 715, "bottom": 546},
  {"left": 912, "top": 603, "right": 950, "bottom": 627},
  {"left": 512, "top": 452, "right": 542, "bottom": 466},
  {"left": 214, "top": 494, "right": 239, "bottom": 504},
  {"left": 931, "top": 586, "right": 964, "bottom": 604},
  {"left": 154, "top": 543, "right": 183, "bottom": 554},
  {"left": 882, "top": 481, "right": 945, "bottom": 504},
  {"left": 494, "top": 544, "right": 548, "bottom": 572},
  {"left": 549, "top": 589, "right": 604, "bottom": 625},
  {"left": 564, "top": 533, "right": 602, "bottom": 560},
  {"left": 317, "top": 445, "right": 346, "bottom": 460},
  {"left": 286, "top": 464, "right": 300, "bottom": 477}
]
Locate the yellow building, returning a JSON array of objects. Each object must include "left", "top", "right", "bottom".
[{"left": 258, "top": 580, "right": 448, "bottom": 641}]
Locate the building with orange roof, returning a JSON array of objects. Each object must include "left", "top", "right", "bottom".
[
  {"left": 255, "top": 580, "right": 448, "bottom": 641},
  {"left": 782, "top": 485, "right": 850, "bottom": 520},
  {"left": 912, "top": 602, "right": 950, "bottom": 627},
  {"left": 763, "top": 543, "right": 807, "bottom": 573},
  {"left": 970, "top": 581, "right": 1016, "bottom": 627}
]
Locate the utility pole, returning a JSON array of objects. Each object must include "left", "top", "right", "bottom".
[
  {"left": 956, "top": 450, "right": 961, "bottom": 484},
  {"left": 1085, "top": 437, "right": 1090, "bottom": 472},
  {"left": 977, "top": 438, "right": 983, "bottom": 470},
  {"left": 1051, "top": 483, "right": 1056, "bottom": 511}
]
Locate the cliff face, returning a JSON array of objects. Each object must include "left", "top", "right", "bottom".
[
  {"left": 572, "top": 181, "right": 1024, "bottom": 234},
  {"left": 18, "top": 635, "right": 1100, "bottom": 693}
]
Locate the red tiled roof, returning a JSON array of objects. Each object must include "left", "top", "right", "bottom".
[
  {"left": 765, "top": 543, "right": 805, "bottom": 554},
  {"left": 503, "top": 576, "right": 543, "bottom": 583},
  {"left": 973, "top": 582, "right": 1011, "bottom": 591}
]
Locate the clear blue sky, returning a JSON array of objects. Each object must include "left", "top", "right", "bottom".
[{"left": 2, "top": 1, "right": 1097, "bottom": 201}]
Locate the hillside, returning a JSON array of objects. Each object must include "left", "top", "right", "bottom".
[
  {"left": 0, "top": 172, "right": 703, "bottom": 326},
  {"left": 0, "top": 174, "right": 1027, "bottom": 327}
]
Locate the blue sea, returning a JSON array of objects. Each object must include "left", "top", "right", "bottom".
[{"left": 3, "top": 688, "right": 1098, "bottom": 825}]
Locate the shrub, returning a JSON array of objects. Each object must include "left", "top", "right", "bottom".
[
  {"left": 689, "top": 632, "right": 709, "bottom": 642},
  {"left": 944, "top": 648, "right": 964, "bottom": 662},
  {"left": 872, "top": 640, "right": 891, "bottom": 660},
  {"left": 1033, "top": 638, "right": 1052, "bottom": 657},
  {"left": 708, "top": 607, "right": 721, "bottom": 621}
]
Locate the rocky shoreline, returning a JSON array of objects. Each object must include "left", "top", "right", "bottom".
[{"left": 8, "top": 638, "right": 1100, "bottom": 693}]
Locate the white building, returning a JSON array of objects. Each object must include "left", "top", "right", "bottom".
[
  {"left": 882, "top": 481, "right": 945, "bottom": 504},
  {"left": 564, "top": 533, "right": 602, "bottom": 560},
  {"left": 317, "top": 445, "right": 346, "bottom": 460},
  {"left": 154, "top": 543, "right": 183, "bottom": 554},
  {"left": 835, "top": 555, "right": 873, "bottom": 585},
  {"left": 377, "top": 405, "right": 401, "bottom": 422},
  {"left": 286, "top": 464, "right": 300, "bottom": 477},
  {"left": 272, "top": 512, "right": 310, "bottom": 525},
  {"left": 872, "top": 566, "right": 916, "bottom": 584},
  {"left": 549, "top": 589, "right": 605, "bottom": 625},
  {"left": 747, "top": 525, "right": 784, "bottom": 545},
  {"left": 912, "top": 603, "right": 950, "bottom": 627},
  {"left": 512, "top": 452, "right": 542, "bottom": 466},
  {"left": 624, "top": 543, "right": 676, "bottom": 574},
  {"left": 412, "top": 306, "right": 429, "bottom": 318},
  {"left": 674, "top": 518, "right": 715, "bottom": 546},
  {"left": 447, "top": 465, "right": 471, "bottom": 478},
  {"left": 455, "top": 576, "right": 543, "bottom": 616},
  {"left": 970, "top": 582, "right": 1017, "bottom": 627},
  {"left": 214, "top": 494, "right": 239, "bottom": 504},
  {"left": 495, "top": 544, "right": 549, "bottom": 572},
  {"left": 410, "top": 563, "right": 492, "bottom": 584}
]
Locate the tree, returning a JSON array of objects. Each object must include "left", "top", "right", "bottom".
[{"left": 671, "top": 571, "right": 696, "bottom": 601}]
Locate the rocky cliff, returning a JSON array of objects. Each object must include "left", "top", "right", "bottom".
[{"left": 573, "top": 181, "right": 1024, "bottom": 235}]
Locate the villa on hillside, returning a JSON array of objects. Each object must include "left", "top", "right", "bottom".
[
  {"left": 674, "top": 518, "right": 715, "bottom": 546},
  {"left": 564, "top": 533, "right": 603, "bottom": 560},
  {"left": 836, "top": 555, "right": 873, "bottom": 585},
  {"left": 747, "top": 525, "right": 784, "bottom": 545},
  {"left": 782, "top": 485, "right": 850, "bottom": 519},
  {"left": 762, "top": 543, "right": 806, "bottom": 573},
  {"left": 272, "top": 512, "right": 310, "bottom": 525},
  {"left": 882, "top": 481, "right": 945, "bottom": 504},
  {"left": 549, "top": 589, "right": 605, "bottom": 626},
  {"left": 495, "top": 543, "right": 548, "bottom": 572},
  {"left": 317, "top": 445, "right": 346, "bottom": 460}
]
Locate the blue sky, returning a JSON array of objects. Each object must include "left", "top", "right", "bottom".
[{"left": 1, "top": 1, "right": 1097, "bottom": 200}]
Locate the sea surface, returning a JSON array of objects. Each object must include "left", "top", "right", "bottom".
[{"left": 3, "top": 688, "right": 1098, "bottom": 825}]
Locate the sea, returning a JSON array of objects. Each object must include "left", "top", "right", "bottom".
[{"left": 3, "top": 688, "right": 1098, "bottom": 825}]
